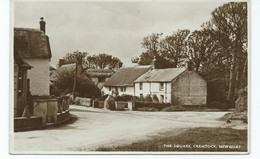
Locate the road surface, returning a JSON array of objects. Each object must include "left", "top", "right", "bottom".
[{"left": 12, "top": 105, "right": 235, "bottom": 153}]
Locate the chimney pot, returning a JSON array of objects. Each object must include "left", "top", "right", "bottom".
[
  {"left": 39, "top": 17, "right": 46, "bottom": 33},
  {"left": 185, "top": 61, "right": 193, "bottom": 71}
]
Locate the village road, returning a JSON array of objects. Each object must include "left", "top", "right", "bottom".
[{"left": 13, "top": 105, "right": 233, "bottom": 153}]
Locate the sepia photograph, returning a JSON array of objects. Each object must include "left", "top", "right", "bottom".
[{"left": 10, "top": 0, "right": 249, "bottom": 154}]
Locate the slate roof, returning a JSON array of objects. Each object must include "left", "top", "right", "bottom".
[
  {"left": 103, "top": 66, "right": 151, "bottom": 86},
  {"left": 14, "top": 28, "right": 52, "bottom": 58},
  {"left": 135, "top": 68, "right": 186, "bottom": 82}
]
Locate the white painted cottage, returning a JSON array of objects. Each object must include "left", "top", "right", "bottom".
[
  {"left": 102, "top": 66, "right": 151, "bottom": 96},
  {"left": 14, "top": 17, "right": 52, "bottom": 96},
  {"left": 134, "top": 62, "right": 207, "bottom": 106}
]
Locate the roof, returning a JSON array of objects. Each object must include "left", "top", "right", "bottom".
[
  {"left": 135, "top": 68, "right": 186, "bottom": 82},
  {"left": 14, "top": 51, "right": 33, "bottom": 69},
  {"left": 104, "top": 66, "right": 151, "bottom": 86},
  {"left": 14, "top": 28, "right": 52, "bottom": 59},
  {"left": 86, "top": 69, "right": 114, "bottom": 77},
  {"left": 50, "top": 63, "right": 114, "bottom": 82},
  {"left": 49, "top": 64, "right": 57, "bottom": 71}
]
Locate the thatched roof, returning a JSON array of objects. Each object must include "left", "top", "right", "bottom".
[
  {"left": 135, "top": 68, "right": 186, "bottom": 82},
  {"left": 50, "top": 63, "right": 114, "bottom": 82},
  {"left": 104, "top": 66, "right": 151, "bottom": 87},
  {"left": 86, "top": 69, "right": 114, "bottom": 77},
  {"left": 14, "top": 28, "right": 52, "bottom": 58},
  {"left": 14, "top": 51, "right": 33, "bottom": 69}
]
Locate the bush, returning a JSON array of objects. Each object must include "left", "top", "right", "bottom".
[
  {"left": 152, "top": 94, "right": 159, "bottom": 103},
  {"left": 100, "top": 94, "right": 109, "bottom": 101},
  {"left": 144, "top": 94, "right": 153, "bottom": 102},
  {"left": 235, "top": 87, "right": 247, "bottom": 112},
  {"left": 115, "top": 94, "right": 133, "bottom": 102},
  {"left": 52, "top": 69, "right": 101, "bottom": 98}
]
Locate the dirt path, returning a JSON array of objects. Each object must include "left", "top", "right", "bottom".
[{"left": 12, "top": 105, "right": 232, "bottom": 153}]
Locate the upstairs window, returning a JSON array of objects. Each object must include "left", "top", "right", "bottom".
[
  {"left": 159, "top": 82, "right": 164, "bottom": 90},
  {"left": 139, "top": 83, "right": 143, "bottom": 90}
]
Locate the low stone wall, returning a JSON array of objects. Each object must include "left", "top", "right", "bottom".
[
  {"left": 33, "top": 99, "right": 48, "bottom": 125},
  {"left": 14, "top": 96, "right": 71, "bottom": 132},
  {"left": 75, "top": 97, "right": 92, "bottom": 107},
  {"left": 14, "top": 116, "right": 43, "bottom": 132},
  {"left": 115, "top": 101, "right": 127, "bottom": 110},
  {"left": 57, "top": 110, "right": 70, "bottom": 124}
]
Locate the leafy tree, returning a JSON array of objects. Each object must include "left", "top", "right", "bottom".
[
  {"left": 86, "top": 54, "right": 123, "bottom": 70},
  {"left": 51, "top": 69, "right": 100, "bottom": 98},
  {"left": 58, "top": 51, "right": 88, "bottom": 67},
  {"left": 204, "top": 2, "right": 247, "bottom": 106},
  {"left": 138, "top": 33, "right": 163, "bottom": 65},
  {"left": 187, "top": 30, "right": 220, "bottom": 72},
  {"left": 138, "top": 33, "right": 176, "bottom": 68},
  {"left": 160, "top": 29, "right": 190, "bottom": 67}
]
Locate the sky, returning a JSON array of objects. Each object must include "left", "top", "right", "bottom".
[{"left": 13, "top": 1, "right": 227, "bottom": 67}]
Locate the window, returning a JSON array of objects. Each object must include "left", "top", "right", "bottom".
[
  {"left": 120, "top": 86, "right": 126, "bottom": 92},
  {"left": 139, "top": 83, "right": 143, "bottom": 90},
  {"left": 18, "top": 71, "right": 23, "bottom": 94},
  {"left": 160, "top": 95, "right": 164, "bottom": 103},
  {"left": 159, "top": 82, "right": 164, "bottom": 90},
  {"left": 140, "top": 93, "right": 143, "bottom": 98},
  {"left": 98, "top": 77, "right": 106, "bottom": 83}
]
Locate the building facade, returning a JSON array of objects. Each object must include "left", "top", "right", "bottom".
[
  {"left": 102, "top": 66, "right": 151, "bottom": 96},
  {"left": 14, "top": 17, "right": 52, "bottom": 96},
  {"left": 134, "top": 64, "right": 207, "bottom": 105}
]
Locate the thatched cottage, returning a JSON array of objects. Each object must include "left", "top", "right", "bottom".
[
  {"left": 14, "top": 17, "right": 52, "bottom": 96},
  {"left": 13, "top": 51, "right": 33, "bottom": 117}
]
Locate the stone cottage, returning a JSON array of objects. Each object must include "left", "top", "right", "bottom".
[
  {"left": 102, "top": 66, "right": 151, "bottom": 96},
  {"left": 14, "top": 17, "right": 52, "bottom": 96},
  {"left": 134, "top": 62, "right": 207, "bottom": 105}
]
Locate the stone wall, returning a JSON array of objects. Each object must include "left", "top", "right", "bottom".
[{"left": 171, "top": 71, "right": 207, "bottom": 106}]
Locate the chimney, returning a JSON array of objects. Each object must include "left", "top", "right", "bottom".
[
  {"left": 59, "top": 59, "right": 65, "bottom": 67},
  {"left": 39, "top": 17, "right": 46, "bottom": 33},
  {"left": 151, "top": 56, "right": 157, "bottom": 69},
  {"left": 185, "top": 61, "right": 193, "bottom": 71}
]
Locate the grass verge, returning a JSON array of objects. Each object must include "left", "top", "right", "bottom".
[{"left": 96, "top": 127, "right": 247, "bottom": 152}]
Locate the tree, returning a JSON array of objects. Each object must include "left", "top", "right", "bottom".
[
  {"left": 160, "top": 29, "right": 190, "bottom": 67},
  {"left": 51, "top": 69, "right": 100, "bottom": 98},
  {"left": 138, "top": 33, "right": 163, "bottom": 65},
  {"left": 187, "top": 30, "right": 220, "bottom": 72},
  {"left": 86, "top": 54, "right": 123, "bottom": 70},
  {"left": 204, "top": 2, "right": 247, "bottom": 106},
  {"left": 58, "top": 51, "right": 88, "bottom": 68}
]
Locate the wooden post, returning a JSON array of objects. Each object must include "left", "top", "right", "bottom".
[{"left": 72, "top": 58, "right": 78, "bottom": 100}]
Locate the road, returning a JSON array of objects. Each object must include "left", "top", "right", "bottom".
[{"left": 12, "top": 105, "right": 234, "bottom": 153}]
